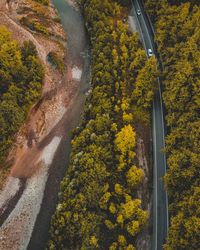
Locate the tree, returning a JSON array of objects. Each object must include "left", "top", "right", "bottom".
[
  {"left": 0, "top": 26, "right": 43, "bottom": 164},
  {"left": 146, "top": 1, "right": 200, "bottom": 248},
  {"left": 21, "top": 40, "right": 38, "bottom": 60},
  {"left": 0, "top": 26, "right": 11, "bottom": 47},
  {"left": 47, "top": 1, "right": 150, "bottom": 248},
  {"left": 132, "top": 56, "right": 159, "bottom": 110},
  {"left": 164, "top": 188, "right": 200, "bottom": 250},
  {"left": 126, "top": 165, "right": 144, "bottom": 189},
  {"left": 115, "top": 124, "right": 136, "bottom": 156}
]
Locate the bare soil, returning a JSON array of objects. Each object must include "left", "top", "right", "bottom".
[
  {"left": 0, "top": 0, "right": 67, "bottom": 187},
  {"left": 0, "top": 1, "right": 153, "bottom": 249},
  {"left": 0, "top": 0, "right": 87, "bottom": 248},
  {"left": 135, "top": 120, "right": 153, "bottom": 250}
]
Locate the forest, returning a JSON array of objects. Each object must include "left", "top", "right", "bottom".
[
  {"left": 47, "top": 0, "right": 159, "bottom": 249},
  {"left": 0, "top": 26, "right": 44, "bottom": 167},
  {"left": 145, "top": 0, "right": 200, "bottom": 249}
]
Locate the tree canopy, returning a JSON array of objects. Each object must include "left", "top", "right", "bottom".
[
  {"left": 47, "top": 0, "right": 158, "bottom": 249},
  {"left": 0, "top": 26, "right": 44, "bottom": 165},
  {"left": 145, "top": 0, "right": 200, "bottom": 248}
]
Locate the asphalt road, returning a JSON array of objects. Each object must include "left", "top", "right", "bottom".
[{"left": 131, "top": 1, "right": 169, "bottom": 249}]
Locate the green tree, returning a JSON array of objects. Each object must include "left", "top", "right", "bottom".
[{"left": 21, "top": 40, "right": 38, "bottom": 60}]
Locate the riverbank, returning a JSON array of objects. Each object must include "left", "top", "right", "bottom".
[
  {"left": 0, "top": 0, "right": 90, "bottom": 249},
  {"left": 0, "top": 0, "right": 66, "bottom": 190},
  {"left": 47, "top": 1, "right": 153, "bottom": 249}
]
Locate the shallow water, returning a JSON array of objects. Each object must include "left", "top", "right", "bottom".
[
  {"left": 27, "top": 1, "right": 90, "bottom": 249},
  {"left": 52, "top": 0, "right": 87, "bottom": 63}
]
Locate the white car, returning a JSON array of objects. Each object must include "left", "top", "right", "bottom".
[
  {"left": 147, "top": 48, "right": 153, "bottom": 57},
  {"left": 137, "top": 9, "right": 141, "bottom": 16}
]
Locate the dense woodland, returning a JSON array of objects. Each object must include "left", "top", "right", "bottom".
[
  {"left": 48, "top": 0, "right": 158, "bottom": 249},
  {"left": 145, "top": 0, "right": 200, "bottom": 249},
  {"left": 0, "top": 26, "right": 44, "bottom": 166}
]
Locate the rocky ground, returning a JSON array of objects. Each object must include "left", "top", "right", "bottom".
[
  {"left": 0, "top": 2, "right": 152, "bottom": 249},
  {"left": 0, "top": 0, "right": 84, "bottom": 249},
  {"left": 0, "top": 0, "right": 66, "bottom": 188}
]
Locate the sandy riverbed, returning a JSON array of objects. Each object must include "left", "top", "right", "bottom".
[
  {"left": 0, "top": 2, "right": 152, "bottom": 249},
  {"left": 0, "top": 0, "right": 86, "bottom": 248}
]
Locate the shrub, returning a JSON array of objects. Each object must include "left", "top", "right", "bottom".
[{"left": 48, "top": 51, "right": 65, "bottom": 73}]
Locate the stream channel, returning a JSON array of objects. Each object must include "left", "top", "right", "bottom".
[{"left": 28, "top": 1, "right": 91, "bottom": 249}]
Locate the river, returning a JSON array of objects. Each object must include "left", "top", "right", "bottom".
[{"left": 28, "top": 1, "right": 90, "bottom": 249}]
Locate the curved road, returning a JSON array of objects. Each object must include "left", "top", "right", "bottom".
[{"left": 130, "top": 1, "right": 169, "bottom": 249}]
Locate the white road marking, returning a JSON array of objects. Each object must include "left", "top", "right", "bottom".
[
  {"left": 134, "top": 0, "right": 169, "bottom": 246},
  {"left": 153, "top": 100, "right": 158, "bottom": 250}
]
